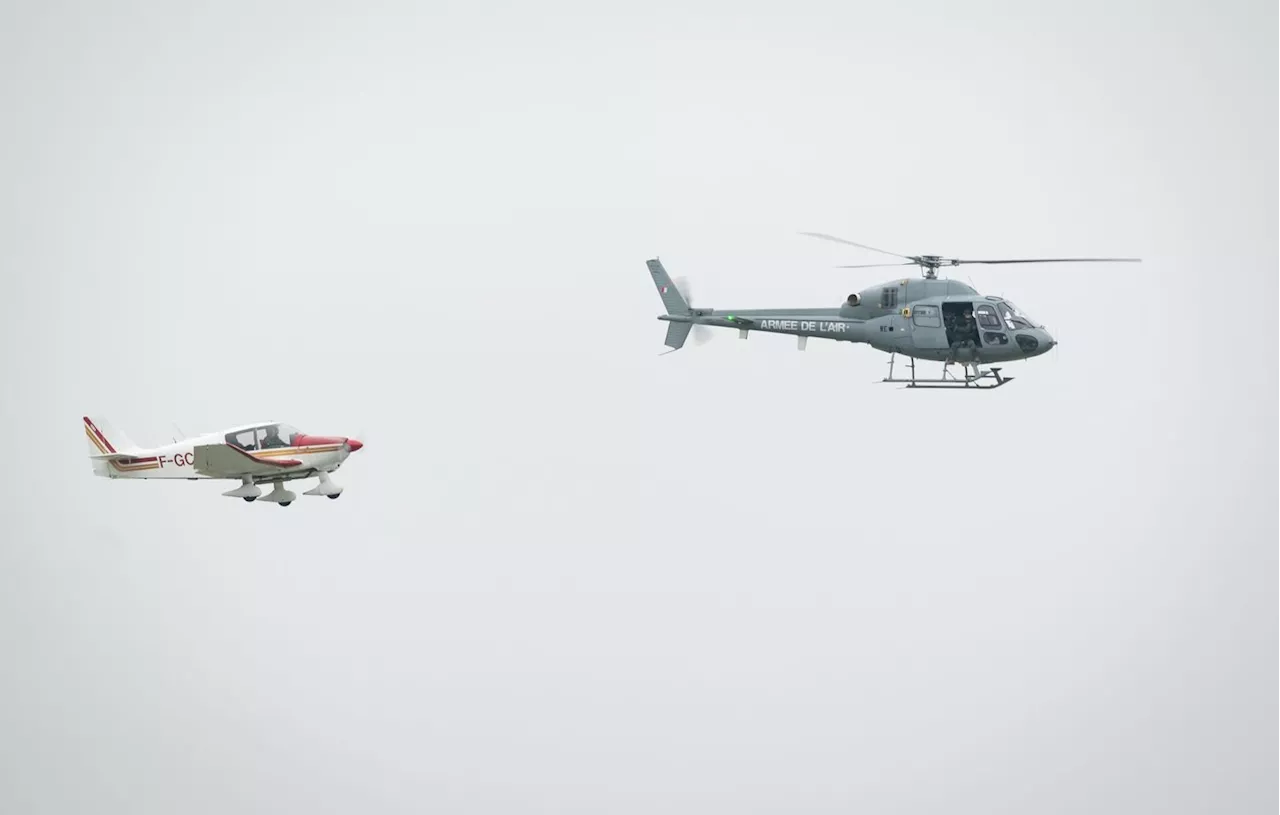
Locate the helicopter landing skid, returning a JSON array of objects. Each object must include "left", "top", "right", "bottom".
[{"left": 881, "top": 354, "right": 1013, "bottom": 390}]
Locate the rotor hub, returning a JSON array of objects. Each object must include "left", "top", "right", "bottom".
[{"left": 912, "top": 255, "right": 945, "bottom": 279}]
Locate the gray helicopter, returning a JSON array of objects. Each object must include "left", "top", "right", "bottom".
[{"left": 648, "top": 232, "right": 1141, "bottom": 390}]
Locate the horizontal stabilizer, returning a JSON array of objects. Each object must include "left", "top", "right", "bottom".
[{"left": 193, "top": 444, "right": 304, "bottom": 478}]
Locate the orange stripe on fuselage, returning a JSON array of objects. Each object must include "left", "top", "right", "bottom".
[{"left": 252, "top": 445, "right": 344, "bottom": 458}]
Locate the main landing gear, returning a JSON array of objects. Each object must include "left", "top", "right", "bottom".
[
  {"left": 257, "top": 481, "right": 297, "bottom": 507},
  {"left": 223, "top": 478, "right": 262, "bottom": 501},
  {"left": 222, "top": 474, "right": 344, "bottom": 506},
  {"left": 881, "top": 353, "right": 1013, "bottom": 390}
]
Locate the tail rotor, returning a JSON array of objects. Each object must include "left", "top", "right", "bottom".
[
  {"left": 673, "top": 276, "right": 712, "bottom": 346},
  {"left": 647, "top": 257, "right": 709, "bottom": 353}
]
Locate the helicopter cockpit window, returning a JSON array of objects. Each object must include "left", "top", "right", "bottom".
[
  {"left": 999, "top": 301, "right": 1039, "bottom": 330},
  {"left": 974, "top": 304, "right": 1003, "bottom": 330},
  {"left": 911, "top": 305, "right": 941, "bottom": 328}
]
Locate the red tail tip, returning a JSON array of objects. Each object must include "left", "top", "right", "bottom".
[{"left": 346, "top": 438, "right": 363, "bottom": 452}]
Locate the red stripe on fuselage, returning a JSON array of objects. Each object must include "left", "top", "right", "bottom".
[{"left": 293, "top": 435, "right": 347, "bottom": 447}]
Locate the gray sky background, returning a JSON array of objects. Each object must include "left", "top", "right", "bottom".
[{"left": 1, "top": 0, "right": 1275, "bottom": 812}]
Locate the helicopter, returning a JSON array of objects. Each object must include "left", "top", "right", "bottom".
[{"left": 647, "top": 232, "right": 1141, "bottom": 389}]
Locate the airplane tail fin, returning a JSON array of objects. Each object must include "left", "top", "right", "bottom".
[
  {"left": 83, "top": 416, "right": 142, "bottom": 475},
  {"left": 647, "top": 258, "right": 691, "bottom": 315}
]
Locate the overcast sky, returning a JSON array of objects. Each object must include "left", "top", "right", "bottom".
[{"left": 1, "top": 0, "right": 1275, "bottom": 812}]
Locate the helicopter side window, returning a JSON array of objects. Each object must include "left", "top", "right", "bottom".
[
  {"left": 975, "top": 304, "right": 1002, "bottom": 330},
  {"left": 911, "top": 305, "right": 940, "bottom": 328},
  {"left": 879, "top": 287, "right": 898, "bottom": 309}
]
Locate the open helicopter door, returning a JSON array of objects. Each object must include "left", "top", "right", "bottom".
[{"left": 904, "top": 305, "right": 949, "bottom": 350}]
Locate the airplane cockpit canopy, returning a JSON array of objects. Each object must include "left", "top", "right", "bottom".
[{"left": 225, "top": 423, "right": 302, "bottom": 451}]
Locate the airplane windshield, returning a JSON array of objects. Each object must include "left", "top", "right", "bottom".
[
  {"left": 224, "top": 424, "right": 301, "bottom": 451},
  {"left": 259, "top": 423, "right": 301, "bottom": 449},
  {"left": 999, "top": 301, "right": 1039, "bottom": 330}
]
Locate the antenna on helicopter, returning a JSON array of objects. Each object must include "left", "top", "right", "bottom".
[{"left": 797, "top": 232, "right": 1142, "bottom": 280}]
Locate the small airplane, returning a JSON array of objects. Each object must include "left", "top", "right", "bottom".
[
  {"left": 647, "top": 232, "right": 1141, "bottom": 389},
  {"left": 83, "top": 415, "right": 364, "bottom": 505}
]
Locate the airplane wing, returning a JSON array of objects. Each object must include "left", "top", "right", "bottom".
[{"left": 193, "top": 444, "right": 304, "bottom": 478}]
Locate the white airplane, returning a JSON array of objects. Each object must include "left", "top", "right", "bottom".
[{"left": 83, "top": 415, "right": 364, "bottom": 506}]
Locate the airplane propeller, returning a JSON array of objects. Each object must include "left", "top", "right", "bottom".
[
  {"left": 798, "top": 231, "right": 1142, "bottom": 278},
  {"left": 672, "top": 275, "right": 713, "bottom": 345}
]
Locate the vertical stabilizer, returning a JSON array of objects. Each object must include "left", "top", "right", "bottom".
[
  {"left": 83, "top": 416, "right": 140, "bottom": 456},
  {"left": 647, "top": 258, "right": 691, "bottom": 315}
]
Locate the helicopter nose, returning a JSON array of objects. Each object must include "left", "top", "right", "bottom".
[
  {"left": 1041, "top": 331, "right": 1056, "bottom": 351},
  {"left": 346, "top": 438, "right": 363, "bottom": 452}
]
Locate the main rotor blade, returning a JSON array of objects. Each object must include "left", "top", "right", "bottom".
[
  {"left": 950, "top": 257, "right": 1143, "bottom": 265},
  {"left": 798, "top": 232, "right": 913, "bottom": 261},
  {"left": 835, "top": 262, "right": 916, "bottom": 269}
]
